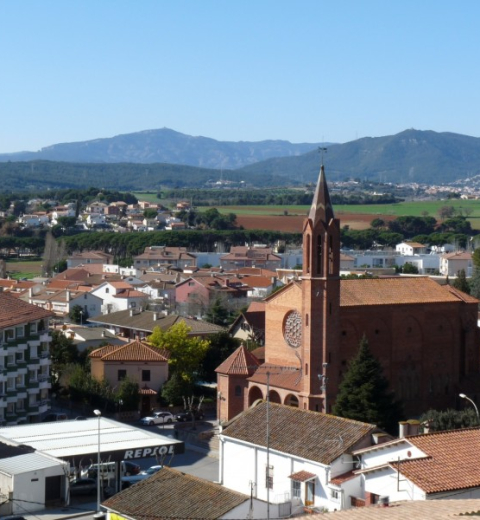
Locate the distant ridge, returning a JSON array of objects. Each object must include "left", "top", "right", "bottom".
[
  {"left": 1, "top": 128, "right": 480, "bottom": 188},
  {"left": 0, "top": 128, "right": 323, "bottom": 169},
  {"left": 240, "top": 129, "right": 480, "bottom": 185}
]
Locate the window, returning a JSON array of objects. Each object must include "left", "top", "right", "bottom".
[
  {"left": 7, "top": 355, "right": 14, "bottom": 365},
  {"left": 5, "top": 329, "right": 14, "bottom": 341},
  {"left": 292, "top": 481, "right": 301, "bottom": 499},
  {"left": 105, "top": 288, "right": 110, "bottom": 294},
  {"left": 331, "top": 489, "right": 339, "bottom": 500},
  {"left": 16, "top": 352, "right": 24, "bottom": 363},
  {"left": 84, "top": 294, "right": 87, "bottom": 299},
  {"left": 118, "top": 370, "right": 127, "bottom": 381},
  {"left": 142, "top": 370, "right": 151, "bottom": 382},
  {"left": 16, "top": 374, "right": 24, "bottom": 387},
  {"left": 235, "top": 385, "right": 242, "bottom": 397},
  {"left": 266, "top": 465, "right": 274, "bottom": 489},
  {"left": 15, "top": 326, "right": 25, "bottom": 338},
  {"left": 7, "top": 377, "right": 15, "bottom": 390},
  {"left": 30, "top": 322, "right": 38, "bottom": 334}
]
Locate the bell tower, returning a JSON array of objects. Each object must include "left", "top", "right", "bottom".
[{"left": 300, "top": 163, "right": 340, "bottom": 412}]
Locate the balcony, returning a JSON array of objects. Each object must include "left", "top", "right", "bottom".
[
  {"left": 28, "top": 379, "right": 40, "bottom": 389},
  {"left": 39, "top": 333, "right": 50, "bottom": 343}
]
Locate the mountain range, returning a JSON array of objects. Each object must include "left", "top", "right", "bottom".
[
  {"left": 0, "top": 128, "right": 321, "bottom": 170},
  {"left": 1, "top": 128, "right": 480, "bottom": 190}
]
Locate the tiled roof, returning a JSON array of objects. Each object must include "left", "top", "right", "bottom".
[
  {"left": 102, "top": 466, "right": 247, "bottom": 519},
  {"left": 289, "top": 470, "right": 316, "bottom": 482},
  {"left": 0, "top": 292, "right": 54, "bottom": 329},
  {"left": 241, "top": 275, "right": 274, "bottom": 288},
  {"left": 395, "top": 428, "right": 480, "bottom": 494},
  {"left": 340, "top": 277, "right": 469, "bottom": 306},
  {"left": 330, "top": 469, "right": 357, "bottom": 485},
  {"left": 89, "top": 310, "right": 225, "bottom": 335},
  {"left": 316, "top": 499, "right": 480, "bottom": 519},
  {"left": 442, "top": 251, "right": 472, "bottom": 260},
  {"left": 444, "top": 284, "right": 479, "bottom": 303},
  {"left": 247, "top": 301, "right": 266, "bottom": 312},
  {"left": 215, "top": 345, "right": 260, "bottom": 375},
  {"left": 138, "top": 385, "right": 157, "bottom": 395},
  {"left": 113, "top": 289, "right": 146, "bottom": 298},
  {"left": 222, "top": 402, "right": 376, "bottom": 465},
  {"left": 89, "top": 339, "right": 169, "bottom": 362},
  {"left": 248, "top": 363, "right": 302, "bottom": 391}
]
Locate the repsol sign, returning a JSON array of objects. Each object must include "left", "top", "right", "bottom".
[{"left": 124, "top": 444, "right": 179, "bottom": 460}]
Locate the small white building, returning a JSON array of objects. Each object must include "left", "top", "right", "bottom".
[
  {"left": 219, "top": 403, "right": 388, "bottom": 513},
  {"left": 354, "top": 425, "right": 480, "bottom": 504},
  {"left": 396, "top": 242, "right": 428, "bottom": 256},
  {"left": 90, "top": 281, "right": 147, "bottom": 314},
  {"left": 0, "top": 448, "right": 68, "bottom": 515},
  {"left": 440, "top": 251, "right": 473, "bottom": 277}
]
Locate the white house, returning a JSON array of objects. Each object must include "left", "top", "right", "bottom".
[
  {"left": 90, "top": 281, "right": 147, "bottom": 314},
  {"left": 219, "top": 403, "right": 388, "bottom": 513},
  {"left": 395, "top": 242, "right": 428, "bottom": 256},
  {"left": 440, "top": 251, "right": 473, "bottom": 277},
  {"left": 353, "top": 426, "right": 480, "bottom": 505}
]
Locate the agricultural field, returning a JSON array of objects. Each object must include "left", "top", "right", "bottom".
[
  {"left": 6, "top": 260, "right": 43, "bottom": 280},
  {"left": 199, "top": 199, "right": 480, "bottom": 232}
]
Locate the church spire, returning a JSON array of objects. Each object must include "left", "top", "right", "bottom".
[{"left": 308, "top": 164, "right": 335, "bottom": 228}]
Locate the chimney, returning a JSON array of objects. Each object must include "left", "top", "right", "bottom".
[
  {"left": 102, "top": 331, "right": 106, "bottom": 338},
  {"left": 407, "top": 419, "right": 420, "bottom": 436},
  {"left": 29, "top": 287, "right": 33, "bottom": 298},
  {"left": 66, "top": 290, "right": 70, "bottom": 302},
  {"left": 130, "top": 308, "right": 134, "bottom": 317},
  {"left": 398, "top": 421, "right": 409, "bottom": 438}
]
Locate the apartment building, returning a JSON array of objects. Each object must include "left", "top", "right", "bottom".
[{"left": 0, "top": 293, "right": 53, "bottom": 425}]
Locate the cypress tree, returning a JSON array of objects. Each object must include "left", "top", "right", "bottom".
[{"left": 333, "top": 335, "right": 404, "bottom": 434}]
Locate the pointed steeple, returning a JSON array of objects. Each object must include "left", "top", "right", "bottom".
[{"left": 308, "top": 165, "right": 334, "bottom": 228}]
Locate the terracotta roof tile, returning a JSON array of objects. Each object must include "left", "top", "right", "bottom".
[
  {"left": 330, "top": 469, "right": 357, "bottom": 485},
  {"left": 222, "top": 402, "right": 376, "bottom": 465},
  {"left": 215, "top": 345, "right": 260, "bottom": 375},
  {"left": 90, "top": 339, "right": 170, "bottom": 362},
  {"left": 102, "top": 466, "right": 247, "bottom": 519},
  {"left": 317, "top": 499, "right": 480, "bottom": 519},
  {"left": 0, "top": 292, "right": 54, "bottom": 328},
  {"left": 340, "top": 277, "right": 468, "bottom": 306},
  {"left": 289, "top": 470, "right": 316, "bottom": 482},
  {"left": 396, "top": 428, "right": 480, "bottom": 494},
  {"left": 248, "top": 363, "right": 302, "bottom": 391}
]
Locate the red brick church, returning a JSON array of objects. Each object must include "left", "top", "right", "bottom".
[{"left": 216, "top": 165, "right": 480, "bottom": 422}]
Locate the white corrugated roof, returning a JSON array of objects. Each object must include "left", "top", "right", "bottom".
[
  {"left": 0, "top": 452, "right": 65, "bottom": 475},
  {"left": 0, "top": 417, "right": 183, "bottom": 460}
]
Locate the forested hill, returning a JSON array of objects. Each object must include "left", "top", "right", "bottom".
[
  {"left": 0, "top": 161, "right": 291, "bottom": 191},
  {"left": 0, "top": 128, "right": 321, "bottom": 169},
  {"left": 240, "top": 129, "right": 480, "bottom": 185}
]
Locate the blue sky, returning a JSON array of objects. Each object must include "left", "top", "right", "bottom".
[{"left": 1, "top": 1, "right": 479, "bottom": 153}]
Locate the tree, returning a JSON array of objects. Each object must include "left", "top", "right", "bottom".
[
  {"left": 69, "top": 304, "right": 88, "bottom": 324},
  {"left": 205, "top": 297, "right": 233, "bottom": 326},
  {"left": 148, "top": 322, "right": 210, "bottom": 382},
  {"left": 370, "top": 218, "right": 385, "bottom": 229},
  {"left": 469, "top": 268, "right": 480, "bottom": 299},
  {"left": 200, "top": 332, "right": 241, "bottom": 382},
  {"left": 333, "top": 336, "right": 404, "bottom": 434},
  {"left": 161, "top": 373, "right": 195, "bottom": 406},
  {"left": 402, "top": 262, "right": 419, "bottom": 274},
  {"left": 452, "top": 269, "right": 470, "bottom": 294},
  {"left": 117, "top": 377, "right": 140, "bottom": 412},
  {"left": 437, "top": 205, "right": 456, "bottom": 220},
  {"left": 420, "top": 408, "right": 479, "bottom": 431}
]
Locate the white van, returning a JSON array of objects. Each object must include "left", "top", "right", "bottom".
[{"left": 80, "top": 461, "right": 140, "bottom": 481}]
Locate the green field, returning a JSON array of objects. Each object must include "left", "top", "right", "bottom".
[{"left": 200, "top": 199, "right": 480, "bottom": 217}]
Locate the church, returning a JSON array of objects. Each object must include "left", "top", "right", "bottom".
[{"left": 216, "top": 165, "right": 480, "bottom": 422}]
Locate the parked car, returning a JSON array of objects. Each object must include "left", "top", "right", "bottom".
[
  {"left": 121, "top": 465, "right": 162, "bottom": 487},
  {"left": 81, "top": 460, "right": 140, "bottom": 479},
  {"left": 140, "top": 411, "right": 174, "bottom": 426},
  {"left": 42, "top": 413, "right": 68, "bottom": 422},
  {"left": 69, "top": 478, "right": 97, "bottom": 496},
  {"left": 175, "top": 409, "right": 204, "bottom": 422}
]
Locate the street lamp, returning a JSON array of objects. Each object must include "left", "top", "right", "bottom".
[
  {"left": 79, "top": 310, "right": 83, "bottom": 326},
  {"left": 93, "top": 409, "right": 102, "bottom": 514},
  {"left": 459, "top": 393, "right": 480, "bottom": 420}
]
